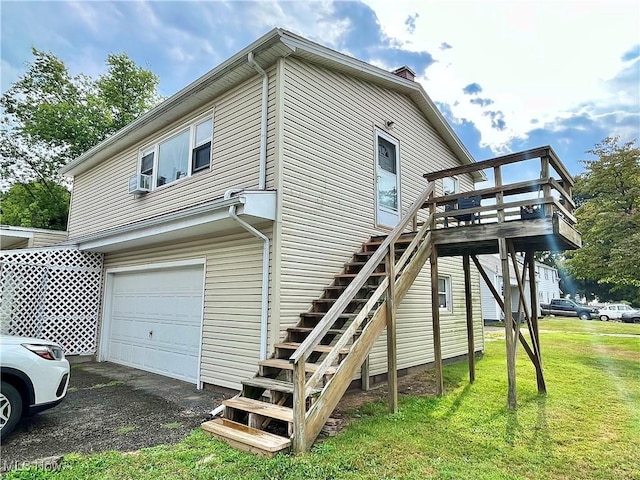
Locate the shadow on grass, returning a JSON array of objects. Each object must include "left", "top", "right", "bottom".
[{"left": 442, "top": 383, "right": 472, "bottom": 420}]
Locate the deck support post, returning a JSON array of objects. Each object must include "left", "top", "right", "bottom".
[
  {"left": 499, "top": 238, "right": 517, "bottom": 409},
  {"left": 292, "top": 358, "right": 306, "bottom": 453},
  {"left": 463, "top": 254, "right": 475, "bottom": 383},
  {"left": 430, "top": 245, "right": 444, "bottom": 395},
  {"left": 386, "top": 244, "right": 398, "bottom": 413},
  {"left": 526, "top": 251, "right": 546, "bottom": 393}
]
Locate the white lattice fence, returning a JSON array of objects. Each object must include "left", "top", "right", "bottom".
[{"left": 0, "top": 248, "right": 103, "bottom": 355}]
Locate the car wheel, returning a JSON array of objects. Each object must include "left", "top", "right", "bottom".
[
  {"left": 599, "top": 315, "right": 609, "bottom": 321},
  {"left": 579, "top": 312, "right": 591, "bottom": 320},
  {"left": 0, "top": 381, "right": 22, "bottom": 440}
]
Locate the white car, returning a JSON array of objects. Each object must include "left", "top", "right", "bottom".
[
  {"left": 0, "top": 335, "right": 70, "bottom": 439},
  {"left": 598, "top": 304, "right": 639, "bottom": 321}
]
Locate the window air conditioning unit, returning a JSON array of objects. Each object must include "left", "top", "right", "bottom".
[{"left": 128, "top": 174, "right": 151, "bottom": 194}]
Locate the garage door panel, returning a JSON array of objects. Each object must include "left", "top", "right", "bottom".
[{"left": 106, "top": 265, "right": 204, "bottom": 384}]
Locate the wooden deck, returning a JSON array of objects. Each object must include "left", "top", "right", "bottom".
[
  {"left": 432, "top": 215, "right": 581, "bottom": 257},
  {"left": 424, "top": 145, "right": 580, "bottom": 257}
]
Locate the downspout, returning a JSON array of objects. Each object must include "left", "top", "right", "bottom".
[
  {"left": 248, "top": 52, "right": 268, "bottom": 190},
  {"left": 224, "top": 189, "right": 270, "bottom": 362}
]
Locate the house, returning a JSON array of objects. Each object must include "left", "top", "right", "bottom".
[
  {"left": 53, "top": 28, "right": 583, "bottom": 454},
  {"left": 477, "top": 254, "right": 561, "bottom": 322},
  {"left": 0, "top": 225, "right": 68, "bottom": 250},
  {"left": 59, "top": 28, "right": 485, "bottom": 392}
]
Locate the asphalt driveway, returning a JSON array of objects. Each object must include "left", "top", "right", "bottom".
[{"left": 1, "top": 360, "right": 226, "bottom": 472}]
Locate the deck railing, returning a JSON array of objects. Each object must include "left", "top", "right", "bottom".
[{"left": 424, "top": 146, "right": 576, "bottom": 227}]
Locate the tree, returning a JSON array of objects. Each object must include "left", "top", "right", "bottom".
[
  {"left": 0, "top": 181, "right": 70, "bottom": 230},
  {"left": 566, "top": 137, "right": 640, "bottom": 304},
  {"left": 0, "top": 49, "right": 160, "bottom": 228}
]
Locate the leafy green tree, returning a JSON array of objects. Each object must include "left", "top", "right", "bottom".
[
  {"left": 566, "top": 137, "right": 640, "bottom": 304},
  {"left": 0, "top": 49, "right": 160, "bottom": 228},
  {"left": 0, "top": 181, "right": 70, "bottom": 230}
]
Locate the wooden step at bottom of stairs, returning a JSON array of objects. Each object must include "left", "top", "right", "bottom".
[
  {"left": 224, "top": 396, "right": 294, "bottom": 423},
  {"left": 202, "top": 418, "right": 291, "bottom": 456}
]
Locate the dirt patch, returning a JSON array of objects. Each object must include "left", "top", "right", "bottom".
[
  {"left": 324, "top": 369, "right": 439, "bottom": 435},
  {"left": 1, "top": 362, "right": 223, "bottom": 472}
]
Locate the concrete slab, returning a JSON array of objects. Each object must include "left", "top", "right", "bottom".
[{"left": 1, "top": 361, "right": 228, "bottom": 472}]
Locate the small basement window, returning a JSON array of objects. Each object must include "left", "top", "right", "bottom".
[{"left": 438, "top": 276, "right": 452, "bottom": 311}]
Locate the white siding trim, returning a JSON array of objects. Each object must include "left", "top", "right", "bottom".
[{"left": 104, "top": 258, "right": 206, "bottom": 274}]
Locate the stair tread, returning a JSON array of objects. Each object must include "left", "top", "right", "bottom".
[
  {"left": 287, "top": 326, "right": 359, "bottom": 336},
  {"left": 313, "top": 297, "right": 368, "bottom": 303},
  {"left": 324, "top": 284, "right": 377, "bottom": 290},
  {"left": 335, "top": 272, "right": 387, "bottom": 278},
  {"left": 300, "top": 311, "right": 357, "bottom": 318},
  {"left": 259, "top": 358, "right": 337, "bottom": 375},
  {"left": 224, "top": 397, "right": 294, "bottom": 423},
  {"left": 368, "top": 232, "right": 417, "bottom": 242},
  {"left": 242, "top": 376, "right": 322, "bottom": 395},
  {"left": 202, "top": 418, "right": 291, "bottom": 454},
  {"left": 275, "top": 341, "right": 350, "bottom": 355}
]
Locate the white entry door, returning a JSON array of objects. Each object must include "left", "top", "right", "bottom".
[
  {"left": 104, "top": 264, "right": 204, "bottom": 384},
  {"left": 375, "top": 131, "right": 401, "bottom": 227}
]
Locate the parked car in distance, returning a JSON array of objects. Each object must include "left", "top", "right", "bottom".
[
  {"left": 0, "top": 335, "right": 70, "bottom": 439},
  {"left": 621, "top": 309, "right": 640, "bottom": 324},
  {"left": 598, "top": 304, "right": 639, "bottom": 321},
  {"left": 540, "top": 298, "right": 599, "bottom": 320}
]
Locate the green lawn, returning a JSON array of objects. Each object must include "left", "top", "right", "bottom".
[{"left": 7, "top": 318, "right": 640, "bottom": 480}]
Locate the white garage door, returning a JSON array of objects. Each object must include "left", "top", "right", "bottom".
[{"left": 105, "top": 265, "right": 204, "bottom": 384}]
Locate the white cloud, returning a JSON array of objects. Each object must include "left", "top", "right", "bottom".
[
  {"left": 246, "top": 0, "right": 351, "bottom": 49},
  {"left": 363, "top": 0, "right": 640, "bottom": 153}
]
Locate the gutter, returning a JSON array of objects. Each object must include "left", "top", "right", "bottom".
[
  {"left": 224, "top": 189, "right": 270, "bottom": 361},
  {"left": 247, "top": 52, "right": 268, "bottom": 189}
]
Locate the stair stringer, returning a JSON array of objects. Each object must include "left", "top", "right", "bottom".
[{"left": 298, "top": 231, "right": 433, "bottom": 449}]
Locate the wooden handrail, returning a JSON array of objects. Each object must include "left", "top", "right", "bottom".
[
  {"left": 289, "top": 182, "right": 435, "bottom": 365},
  {"left": 302, "top": 213, "right": 433, "bottom": 396},
  {"left": 423, "top": 146, "right": 552, "bottom": 182},
  {"left": 426, "top": 178, "right": 551, "bottom": 205},
  {"left": 395, "top": 219, "right": 431, "bottom": 273},
  {"left": 431, "top": 197, "right": 553, "bottom": 220},
  {"left": 298, "top": 224, "right": 435, "bottom": 449},
  {"left": 546, "top": 146, "right": 574, "bottom": 187},
  {"left": 304, "top": 279, "right": 389, "bottom": 396}
]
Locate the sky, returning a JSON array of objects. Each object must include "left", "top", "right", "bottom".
[{"left": 1, "top": 0, "right": 639, "bottom": 177}]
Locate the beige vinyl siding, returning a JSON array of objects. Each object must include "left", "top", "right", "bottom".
[
  {"left": 278, "top": 57, "right": 482, "bottom": 373},
  {"left": 7, "top": 239, "right": 29, "bottom": 250},
  {"left": 30, "top": 231, "right": 67, "bottom": 248},
  {"left": 367, "top": 257, "right": 484, "bottom": 376},
  {"left": 68, "top": 67, "right": 277, "bottom": 240},
  {"left": 102, "top": 227, "right": 273, "bottom": 390}
]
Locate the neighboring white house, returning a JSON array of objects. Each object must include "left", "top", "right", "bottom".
[{"left": 478, "top": 254, "right": 561, "bottom": 321}]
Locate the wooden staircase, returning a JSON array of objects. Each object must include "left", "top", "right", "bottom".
[{"left": 202, "top": 183, "right": 436, "bottom": 455}]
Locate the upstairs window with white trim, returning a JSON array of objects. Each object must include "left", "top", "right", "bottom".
[
  {"left": 138, "top": 115, "right": 213, "bottom": 190},
  {"left": 438, "top": 276, "right": 452, "bottom": 311}
]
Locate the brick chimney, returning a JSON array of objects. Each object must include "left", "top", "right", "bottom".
[{"left": 392, "top": 66, "right": 415, "bottom": 81}]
